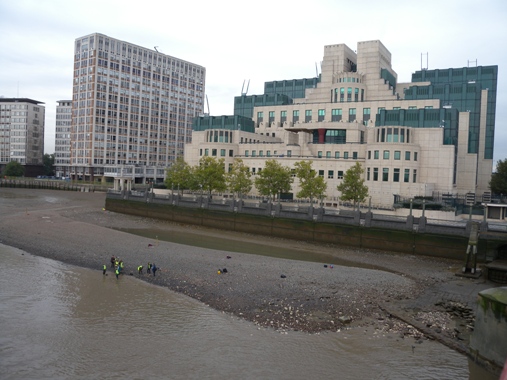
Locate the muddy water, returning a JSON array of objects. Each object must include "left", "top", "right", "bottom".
[
  {"left": 115, "top": 227, "right": 383, "bottom": 270},
  {"left": 1, "top": 243, "right": 495, "bottom": 379}
]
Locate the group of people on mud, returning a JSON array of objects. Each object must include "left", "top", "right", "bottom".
[
  {"left": 137, "top": 262, "right": 157, "bottom": 276},
  {"left": 103, "top": 255, "right": 157, "bottom": 279}
]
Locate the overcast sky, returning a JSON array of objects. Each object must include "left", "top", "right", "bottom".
[{"left": 1, "top": 0, "right": 506, "bottom": 166}]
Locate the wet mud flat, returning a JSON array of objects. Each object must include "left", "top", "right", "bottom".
[{"left": 0, "top": 189, "right": 494, "bottom": 358}]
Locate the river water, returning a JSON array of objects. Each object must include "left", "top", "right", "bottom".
[{"left": 1, "top": 243, "right": 496, "bottom": 380}]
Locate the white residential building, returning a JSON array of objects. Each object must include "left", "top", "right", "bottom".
[
  {"left": 54, "top": 100, "right": 72, "bottom": 178},
  {"left": 0, "top": 98, "right": 45, "bottom": 175},
  {"left": 71, "top": 33, "right": 205, "bottom": 185}
]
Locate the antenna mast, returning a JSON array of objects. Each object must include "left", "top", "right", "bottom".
[{"left": 421, "top": 52, "right": 428, "bottom": 71}]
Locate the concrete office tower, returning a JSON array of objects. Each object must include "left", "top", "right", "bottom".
[
  {"left": 0, "top": 98, "right": 45, "bottom": 176},
  {"left": 54, "top": 100, "right": 72, "bottom": 178},
  {"left": 187, "top": 40, "right": 498, "bottom": 207},
  {"left": 71, "top": 33, "right": 205, "bottom": 185}
]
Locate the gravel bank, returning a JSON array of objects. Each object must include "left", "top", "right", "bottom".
[{"left": 0, "top": 188, "right": 487, "bottom": 339}]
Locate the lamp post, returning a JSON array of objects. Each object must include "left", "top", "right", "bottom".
[{"left": 409, "top": 198, "right": 413, "bottom": 217}]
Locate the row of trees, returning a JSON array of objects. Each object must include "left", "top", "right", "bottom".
[
  {"left": 164, "top": 157, "right": 369, "bottom": 207},
  {"left": 490, "top": 159, "right": 507, "bottom": 195},
  {"left": 1, "top": 154, "right": 55, "bottom": 177}
]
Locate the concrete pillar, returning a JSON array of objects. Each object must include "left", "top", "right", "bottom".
[
  {"left": 364, "top": 211, "right": 373, "bottom": 227},
  {"left": 418, "top": 216, "right": 427, "bottom": 232},
  {"left": 470, "top": 287, "right": 507, "bottom": 370},
  {"left": 406, "top": 215, "right": 414, "bottom": 231}
]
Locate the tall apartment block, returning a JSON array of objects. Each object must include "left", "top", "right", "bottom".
[
  {"left": 0, "top": 98, "right": 45, "bottom": 176},
  {"left": 54, "top": 100, "right": 72, "bottom": 178},
  {"left": 71, "top": 33, "right": 205, "bottom": 184},
  {"left": 186, "top": 40, "right": 498, "bottom": 207}
]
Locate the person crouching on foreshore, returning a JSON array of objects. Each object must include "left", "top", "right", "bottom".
[
  {"left": 103, "top": 264, "right": 107, "bottom": 275},
  {"left": 138, "top": 265, "right": 143, "bottom": 275},
  {"left": 152, "top": 263, "right": 157, "bottom": 276}
]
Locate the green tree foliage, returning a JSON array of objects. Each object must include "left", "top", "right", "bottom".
[
  {"left": 43, "top": 153, "right": 55, "bottom": 176},
  {"left": 336, "top": 162, "right": 369, "bottom": 208},
  {"left": 194, "top": 156, "right": 227, "bottom": 197},
  {"left": 490, "top": 159, "right": 507, "bottom": 195},
  {"left": 254, "top": 159, "right": 293, "bottom": 201},
  {"left": 226, "top": 158, "right": 252, "bottom": 198},
  {"left": 294, "top": 160, "right": 327, "bottom": 204},
  {"left": 3, "top": 161, "right": 25, "bottom": 177},
  {"left": 164, "top": 157, "right": 193, "bottom": 195}
]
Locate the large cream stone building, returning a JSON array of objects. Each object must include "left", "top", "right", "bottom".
[{"left": 185, "top": 40, "right": 498, "bottom": 207}]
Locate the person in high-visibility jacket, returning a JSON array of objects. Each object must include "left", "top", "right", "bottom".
[
  {"left": 115, "top": 267, "right": 120, "bottom": 279},
  {"left": 102, "top": 264, "right": 107, "bottom": 275},
  {"left": 137, "top": 265, "right": 143, "bottom": 275},
  {"left": 120, "top": 261, "right": 124, "bottom": 273}
]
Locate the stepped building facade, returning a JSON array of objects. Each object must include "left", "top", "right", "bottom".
[{"left": 185, "top": 40, "right": 498, "bottom": 207}]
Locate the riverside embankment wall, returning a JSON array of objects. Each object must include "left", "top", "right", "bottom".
[{"left": 105, "top": 197, "right": 496, "bottom": 261}]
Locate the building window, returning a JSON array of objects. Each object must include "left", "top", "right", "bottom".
[
  {"left": 267, "top": 150, "right": 271, "bottom": 157},
  {"left": 268, "top": 111, "right": 275, "bottom": 123},
  {"left": 404, "top": 169, "right": 410, "bottom": 182},
  {"left": 347, "top": 87, "right": 352, "bottom": 102},
  {"left": 414, "top": 152, "right": 418, "bottom": 161},
  {"left": 394, "top": 151, "right": 401, "bottom": 160},
  {"left": 328, "top": 170, "right": 334, "bottom": 179},
  {"left": 393, "top": 168, "right": 400, "bottom": 182},
  {"left": 424, "top": 106, "right": 433, "bottom": 109},
  {"left": 293, "top": 110, "right": 299, "bottom": 123},
  {"left": 335, "top": 152, "right": 340, "bottom": 159},
  {"left": 331, "top": 108, "right": 342, "bottom": 121},
  {"left": 373, "top": 168, "right": 379, "bottom": 181},
  {"left": 259, "top": 150, "right": 263, "bottom": 157},
  {"left": 348, "top": 108, "right": 356, "bottom": 122},
  {"left": 413, "top": 169, "right": 417, "bottom": 183},
  {"left": 280, "top": 110, "right": 287, "bottom": 123},
  {"left": 337, "top": 170, "right": 344, "bottom": 179},
  {"left": 318, "top": 170, "right": 324, "bottom": 177},
  {"left": 287, "top": 150, "right": 292, "bottom": 157},
  {"left": 344, "top": 152, "right": 349, "bottom": 159},
  {"left": 352, "top": 152, "right": 358, "bottom": 159},
  {"left": 383, "top": 168, "right": 389, "bottom": 181},
  {"left": 220, "top": 149, "right": 225, "bottom": 156},
  {"left": 205, "top": 148, "right": 209, "bottom": 156},
  {"left": 245, "top": 150, "right": 249, "bottom": 157},
  {"left": 374, "top": 150, "right": 379, "bottom": 159},
  {"left": 354, "top": 88, "right": 359, "bottom": 102},
  {"left": 340, "top": 87, "right": 344, "bottom": 102},
  {"left": 252, "top": 150, "right": 256, "bottom": 157},
  {"left": 257, "top": 112, "right": 263, "bottom": 122},
  {"left": 305, "top": 110, "right": 312, "bottom": 122},
  {"left": 383, "top": 150, "right": 390, "bottom": 159},
  {"left": 212, "top": 149, "right": 217, "bottom": 156},
  {"left": 229, "top": 150, "right": 233, "bottom": 157},
  {"left": 405, "top": 151, "right": 411, "bottom": 160},
  {"left": 377, "top": 107, "right": 385, "bottom": 114},
  {"left": 318, "top": 151, "right": 322, "bottom": 158},
  {"left": 318, "top": 109, "right": 325, "bottom": 122},
  {"left": 367, "top": 167, "right": 371, "bottom": 181},
  {"left": 326, "top": 151, "right": 331, "bottom": 158},
  {"left": 199, "top": 149, "right": 203, "bottom": 156},
  {"left": 228, "top": 163, "right": 233, "bottom": 172},
  {"left": 363, "top": 108, "right": 371, "bottom": 122}
]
